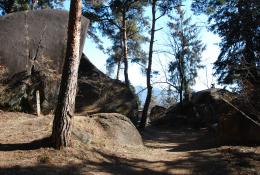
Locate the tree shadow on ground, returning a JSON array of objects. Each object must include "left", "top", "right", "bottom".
[
  {"left": 0, "top": 137, "right": 51, "bottom": 151},
  {"left": 167, "top": 131, "right": 219, "bottom": 152},
  {"left": 82, "top": 148, "right": 232, "bottom": 175},
  {"left": 0, "top": 125, "right": 258, "bottom": 175},
  {"left": 0, "top": 147, "right": 258, "bottom": 175},
  {"left": 142, "top": 126, "right": 219, "bottom": 152},
  {"left": 0, "top": 164, "right": 83, "bottom": 175},
  {"left": 0, "top": 144, "right": 259, "bottom": 174}
]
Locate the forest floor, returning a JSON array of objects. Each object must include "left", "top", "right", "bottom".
[{"left": 0, "top": 111, "right": 259, "bottom": 175}]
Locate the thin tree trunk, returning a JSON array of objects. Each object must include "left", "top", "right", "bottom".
[
  {"left": 179, "top": 85, "right": 183, "bottom": 105},
  {"left": 122, "top": 9, "right": 130, "bottom": 87},
  {"left": 139, "top": 0, "right": 156, "bottom": 129},
  {"left": 116, "top": 60, "right": 121, "bottom": 80},
  {"left": 51, "top": 0, "right": 82, "bottom": 149},
  {"left": 178, "top": 60, "right": 184, "bottom": 105},
  {"left": 116, "top": 39, "right": 123, "bottom": 80}
]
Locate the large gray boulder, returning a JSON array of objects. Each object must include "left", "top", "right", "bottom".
[
  {"left": 164, "top": 88, "right": 232, "bottom": 127},
  {"left": 149, "top": 105, "right": 166, "bottom": 123},
  {"left": 0, "top": 10, "right": 138, "bottom": 120},
  {"left": 0, "top": 9, "right": 89, "bottom": 112},
  {"left": 73, "top": 113, "right": 143, "bottom": 146},
  {"left": 0, "top": 9, "right": 88, "bottom": 76}
]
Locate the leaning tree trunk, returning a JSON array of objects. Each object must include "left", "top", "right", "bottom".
[
  {"left": 51, "top": 0, "right": 82, "bottom": 149},
  {"left": 139, "top": 0, "right": 156, "bottom": 130}
]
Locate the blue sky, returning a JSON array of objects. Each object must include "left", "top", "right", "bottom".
[{"left": 64, "top": 0, "right": 221, "bottom": 91}]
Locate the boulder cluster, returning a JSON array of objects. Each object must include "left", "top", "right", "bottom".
[{"left": 149, "top": 88, "right": 260, "bottom": 145}]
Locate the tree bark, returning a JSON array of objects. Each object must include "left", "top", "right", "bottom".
[
  {"left": 178, "top": 54, "right": 184, "bottom": 105},
  {"left": 139, "top": 0, "right": 156, "bottom": 129},
  {"left": 116, "top": 59, "right": 121, "bottom": 80},
  {"left": 122, "top": 9, "right": 130, "bottom": 87},
  {"left": 51, "top": 0, "right": 82, "bottom": 149}
]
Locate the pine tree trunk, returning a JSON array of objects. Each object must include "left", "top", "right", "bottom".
[
  {"left": 122, "top": 10, "right": 130, "bottom": 87},
  {"left": 115, "top": 59, "right": 121, "bottom": 80},
  {"left": 139, "top": 0, "right": 156, "bottom": 129},
  {"left": 179, "top": 87, "right": 183, "bottom": 105},
  {"left": 178, "top": 51, "right": 185, "bottom": 105},
  {"left": 51, "top": 0, "right": 82, "bottom": 149}
]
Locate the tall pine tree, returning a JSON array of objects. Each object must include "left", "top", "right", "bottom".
[
  {"left": 83, "top": 0, "right": 148, "bottom": 87},
  {"left": 140, "top": 0, "right": 182, "bottom": 129},
  {"left": 167, "top": 7, "right": 205, "bottom": 105},
  {"left": 51, "top": 0, "right": 83, "bottom": 149},
  {"left": 192, "top": 0, "right": 260, "bottom": 88}
]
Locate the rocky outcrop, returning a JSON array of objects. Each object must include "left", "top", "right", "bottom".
[
  {"left": 165, "top": 88, "right": 232, "bottom": 127},
  {"left": 0, "top": 9, "right": 88, "bottom": 77},
  {"left": 218, "top": 97, "right": 260, "bottom": 145},
  {"left": 73, "top": 113, "right": 143, "bottom": 146},
  {"left": 0, "top": 9, "right": 89, "bottom": 113},
  {"left": 76, "top": 54, "right": 138, "bottom": 120},
  {"left": 149, "top": 105, "right": 166, "bottom": 123},
  {"left": 0, "top": 10, "right": 138, "bottom": 120},
  {"left": 162, "top": 88, "right": 260, "bottom": 145},
  {"left": 186, "top": 89, "right": 260, "bottom": 145},
  {"left": 219, "top": 111, "right": 260, "bottom": 145}
]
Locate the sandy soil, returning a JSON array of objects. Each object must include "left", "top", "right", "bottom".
[{"left": 0, "top": 111, "right": 259, "bottom": 175}]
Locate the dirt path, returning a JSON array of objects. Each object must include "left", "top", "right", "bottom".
[
  {"left": 85, "top": 126, "right": 260, "bottom": 175},
  {"left": 0, "top": 112, "right": 259, "bottom": 175}
]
